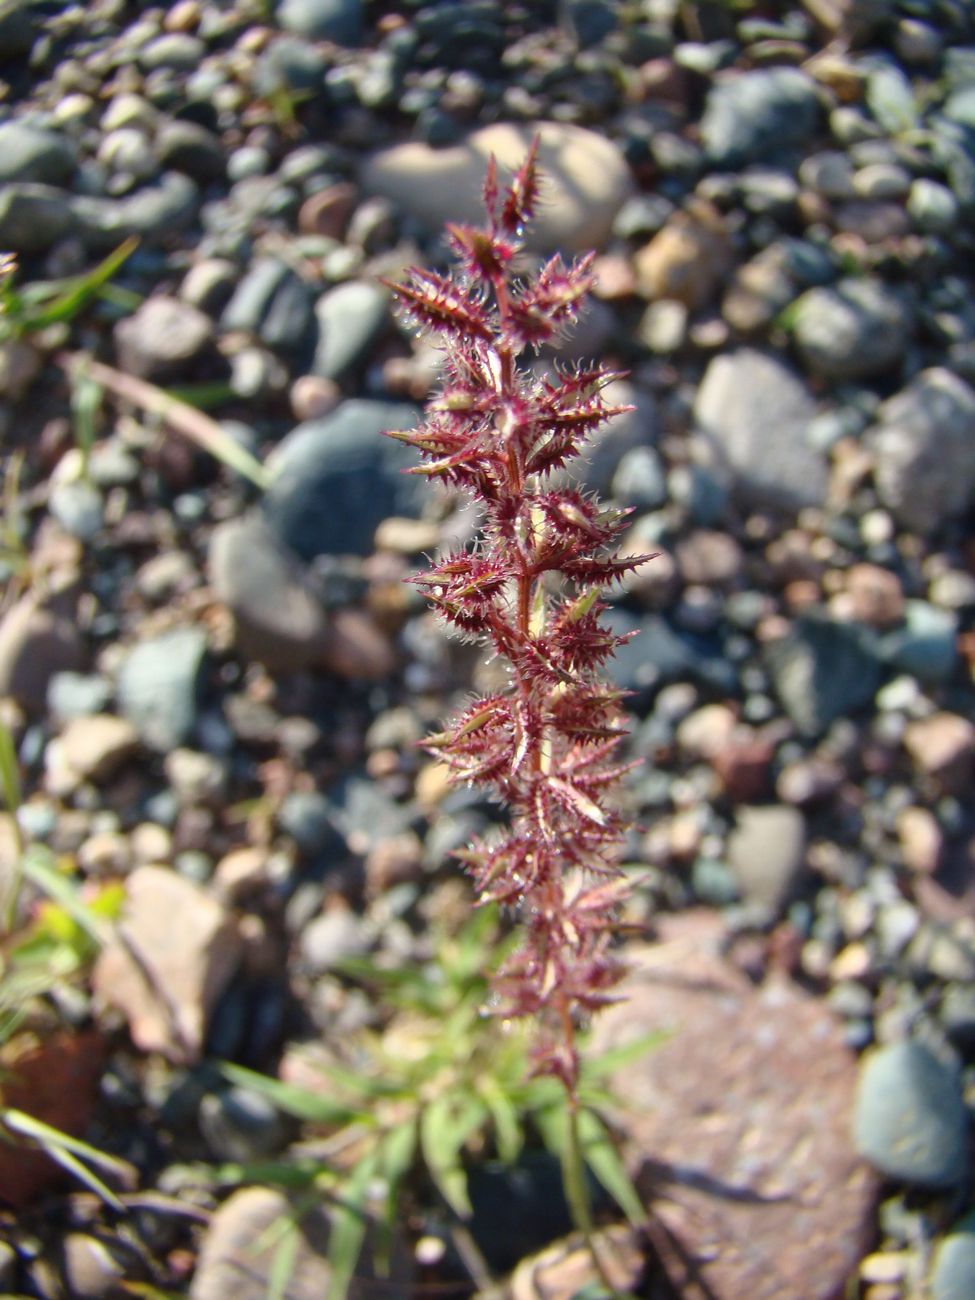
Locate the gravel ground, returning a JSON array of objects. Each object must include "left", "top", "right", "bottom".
[{"left": 1, "top": 1, "right": 975, "bottom": 1297}]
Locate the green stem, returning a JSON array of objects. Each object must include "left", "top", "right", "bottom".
[{"left": 563, "top": 1096, "right": 631, "bottom": 1300}]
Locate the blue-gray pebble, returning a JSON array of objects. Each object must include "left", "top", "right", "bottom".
[
  {"left": 853, "top": 1040, "right": 969, "bottom": 1188},
  {"left": 930, "top": 1212, "right": 975, "bottom": 1300}
]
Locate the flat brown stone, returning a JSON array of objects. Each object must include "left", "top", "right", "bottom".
[{"left": 590, "top": 912, "right": 875, "bottom": 1300}]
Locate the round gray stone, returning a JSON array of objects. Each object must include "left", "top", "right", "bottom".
[
  {"left": 791, "top": 278, "right": 911, "bottom": 381},
  {"left": 701, "top": 68, "right": 820, "bottom": 166},
  {"left": 116, "top": 626, "right": 208, "bottom": 752},
  {"left": 0, "top": 121, "right": 75, "bottom": 185},
  {"left": 262, "top": 400, "right": 423, "bottom": 561},
  {"left": 930, "top": 1212, "right": 975, "bottom": 1300},
  {"left": 853, "top": 1040, "right": 969, "bottom": 1188}
]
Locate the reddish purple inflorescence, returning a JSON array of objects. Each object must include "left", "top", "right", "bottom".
[{"left": 385, "top": 141, "right": 651, "bottom": 1090}]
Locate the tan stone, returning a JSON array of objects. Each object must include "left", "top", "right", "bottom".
[
  {"left": 361, "top": 122, "right": 632, "bottom": 254},
  {"left": 634, "top": 199, "right": 733, "bottom": 310},
  {"left": 92, "top": 865, "right": 243, "bottom": 1064},
  {"left": 57, "top": 714, "right": 139, "bottom": 784}
]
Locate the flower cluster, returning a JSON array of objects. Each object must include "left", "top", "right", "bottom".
[{"left": 386, "top": 142, "right": 649, "bottom": 1091}]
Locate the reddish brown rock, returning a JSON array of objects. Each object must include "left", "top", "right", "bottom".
[
  {"left": 590, "top": 913, "right": 875, "bottom": 1300},
  {"left": 0, "top": 1030, "right": 106, "bottom": 1209},
  {"left": 298, "top": 181, "right": 358, "bottom": 239}
]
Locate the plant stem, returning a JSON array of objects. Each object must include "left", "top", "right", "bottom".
[
  {"left": 54, "top": 352, "right": 270, "bottom": 490},
  {"left": 563, "top": 1097, "right": 634, "bottom": 1300}
]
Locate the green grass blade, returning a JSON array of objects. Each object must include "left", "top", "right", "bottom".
[
  {"left": 0, "top": 714, "right": 22, "bottom": 813},
  {"left": 20, "top": 236, "right": 139, "bottom": 332},
  {"left": 20, "top": 847, "right": 107, "bottom": 944},
  {"left": 164, "top": 381, "right": 236, "bottom": 410},
  {"left": 327, "top": 1150, "right": 379, "bottom": 1300},
  {"left": 1, "top": 1107, "right": 133, "bottom": 1210},
  {"left": 214, "top": 1157, "right": 326, "bottom": 1188},
  {"left": 70, "top": 367, "right": 102, "bottom": 476},
  {"left": 420, "top": 1093, "right": 486, "bottom": 1219},
  {"left": 219, "top": 1062, "right": 367, "bottom": 1126},
  {"left": 266, "top": 1219, "right": 300, "bottom": 1300},
  {"left": 580, "top": 1030, "right": 668, "bottom": 1081},
  {"left": 576, "top": 1107, "right": 644, "bottom": 1228},
  {"left": 477, "top": 1076, "right": 523, "bottom": 1166}
]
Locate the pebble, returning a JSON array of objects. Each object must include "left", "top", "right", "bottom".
[
  {"left": 198, "top": 1086, "right": 291, "bottom": 1163},
  {"left": 726, "top": 804, "right": 808, "bottom": 919},
  {"left": 189, "top": 1187, "right": 333, "bottom": 1300},
  {"left": 633, "top": 200, "right": 732, "bottom": 311},
  {"left": 220, "top": 257, "right": 316, "bottom": 355},
  {"left": 276, "top": 0, "right": 363, "bottom": 44},
  {"left": 0, "top": 121, "right": 76, "bottom": 185},
  {"left": 208, "top": 511, "right": 333, "bottom": 673},
  {"left": 262, "top": 400, "right": 423, "bottom": 561},
  {"left": 116, "top": 626, "right": 208, "bottom": 753},
  {"left": 868, "top": 368, "right": 975, "bottom": 536},
  {"left": 902, "top": 713, "right": 975, "bottom": 787},
  {"left": 853, "top": 1040, "right": 969, "bottom": 1188},
  {"left": 93, "top": 865, "right": 243, "bottom": 1064},
  {"left": 700, "top": 67, "right": 821, "bottom": 165},
  {"left": 61, "top": 1233, "right": 126, "bottom": 1298},
  {"left": 790, "top": 279, "right": 911, "bottom": 381},
  {"left": 54, "top": 714, "right": 139, "bottom": 785},
  {"left": 0, "top": 182, "right": 77, "bottom": 251},
  {"left": 0, "top": 593, "right": 86, "bottom": 713},
  {"left": 765, "top": 614, "right": 882, "bottom": 737},
  {"left": 929, "top": 1213, "right": 975, "bottom": 1300},
  {"left": 694, "top": 348, "right": 826, "bottom": 512},
  {"left": 300, "top": 905, "right": 369, "bottom": 974},
  {"left": 361, "top": 121, "right": 632, "bottom": 252},
  {"left": 311, "top": 279, "right": 389, "bottom": 381},
  {"left": 878, "top": 601, "right": 957, "bottom": 684},
  {"left": 114, "top": 296, "right": 213, "bottom": 380}
]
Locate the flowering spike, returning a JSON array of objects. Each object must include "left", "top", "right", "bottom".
[
  {"left": 385, "top": 149, "right": 647, "bottom": 1095},
  {"left": 499, "top": 134, "right": 541, "bottom": 235}
]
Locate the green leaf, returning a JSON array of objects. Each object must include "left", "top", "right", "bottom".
[
  {"left": 19, "top": 237, "right": 139, "bottom": 333},
  {"left": 164, "top": 381, "right": 236, "bottom": 410},
  {"left": 420, "top": 1093, "right": 487, "bottom": 1218},
  {"left": 327, "top": 1149, "right": 380, "bottom": 1300},
  {"left": 0, "top": 714, "right": 22, "bottom": 813},
  {"left": 1, "top": 1107, "right": 133, "bottom": 1210},
  {"left": 219, "top": 1062, "right": 367, "bottom": 1127},
  {"left": 213, "top": 1157, "right": 326, "bottom": 1189},
  {"left": 580, "top": 1030, "right": 668, "bottom": 1081},
  {"left": 379, "top": 1119, "right": 417, "bottom": 1192},
  {"left": 375, "top": 1120, "right": 417, "bottom": 1265},
  {"left": 477, "top": 1076, "right": 523, "bottom": 1165},
  {"left": 266, "top": 1218, "right": 300, "bottom": 1300},
  {"left": 20, "top": 847, "right": 106, "bottom": 945},
  {"left": 576, "top": 1108, "right": 644, "bottom": 1228},
  {"left": 70, "top": 367, "right": 103, "bottom": 473}
]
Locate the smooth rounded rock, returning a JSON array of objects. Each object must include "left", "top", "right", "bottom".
[
  {"left": 0, "top": 121, "right": 75, "bottom": 184},
  {"left": 791, "top": 278, "right": 911, "bottom": 381},
  {"left": 311, "top": 280, "right": 389, "bottom": 381},
  {"left": 116, "top": 626, "right": 208, "bottom": 753},
  {"left": 701, "top": 68, "right": 820, "bottom": 165},
  {"left": 208, "top": 512, "right": 331, "bottom": 673},
  {"left": 361, "top": 122, "right": 632, "bottom": 252},
  {"left": 694, "top": 349, "right": 826, "bottom": 512},
  {"left": 853, "top": 1040, "right": 969, "bottom": 1188},
  {"left": 930, "top": 1212, "right": 975, "bottom": 1300},
  {"left": 868, "top": 368, "right": 975, "bottom": 536},
  {"left": 262, "top": 400, "right": 423, "bottom": 561}
]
